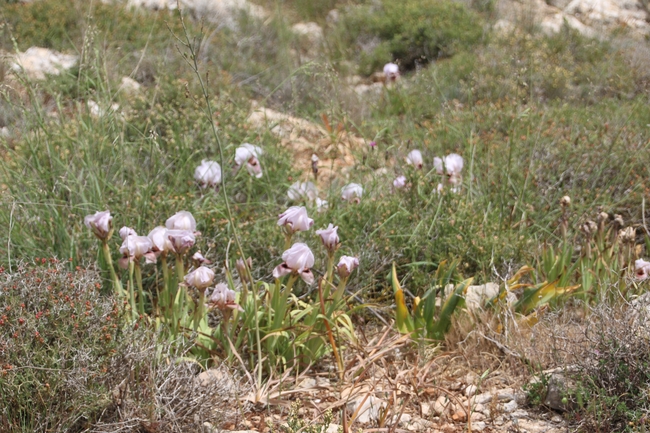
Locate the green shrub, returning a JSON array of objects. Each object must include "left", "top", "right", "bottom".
[
  {"left": 333, "top": 0, "right": 484, "bottom": 75},
  {"left": 0, "top": 260, "right": 232, "bottom": 432}
]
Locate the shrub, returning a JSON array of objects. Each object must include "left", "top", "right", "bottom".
[
  {"left": 0, "top": 260, "right": 236, "bottom": 432},
  {"left": 332, "top": 0, "right": 484, "bottom": 75}
]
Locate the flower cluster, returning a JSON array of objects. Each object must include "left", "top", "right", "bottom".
[{"left": 274, "top": 207, "right": 359, "bottom": 286}]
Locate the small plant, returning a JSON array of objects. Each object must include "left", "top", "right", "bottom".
[
  {"left": 333, "top": 0, "right": 483, "bottom": 75},
  {"left": 392, "top": 260, "right": 473, "bottom": 341},
  {"left": 268, "top": 401, "right": 336, "bottom": 433}
]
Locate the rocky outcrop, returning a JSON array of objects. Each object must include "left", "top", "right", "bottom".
[
  {"left": 496, "top": 0, "right": 650, "bottom": 37},
  {"left": 9, "top": 47, "right": 77, "bottom": 80},
  {"left": 123, "top": 0, "right": 266, "bottom": 27}
]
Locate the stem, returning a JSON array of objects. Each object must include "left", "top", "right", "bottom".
[
  {"left": 319, "top": 278, "right": 344, "bottom": 380},
  {"left": 332, "top": 276, "right": 349, "bottom": 305},
  {"left": 175, "top": 253, "right": 185, "bottom": 282},
  {"left": 135, "top": 261, "right": 145, "bottom": 315},
  {"left": 101, "top": 241, "right": 123, "bottom": 297},
  {"left": 283, "top": 231, "right": 293, "bottom": 251},
  {"left": 193, "top": 289, "right": 206, "bottom": 330},
  {"left": 325, "top": 252, "right": 335, "bottom": 293},
  {"left": 161, "top": 254, "right": 170, "bottom": 313},
  {"left": 128, "top": 260, "right": 137, "bottom": 320},
  {"left": 175, "top": 8, "right": 260, "bottom": 388}
]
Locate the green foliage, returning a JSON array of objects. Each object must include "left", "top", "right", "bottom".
[
  {"left": 0, "top": 260, "right": 222, "bottom": 432},
  {"left": 269, "top": 401, "right": 335, "bottom": 433},
  {"left": 333, "top": 0, "right": 483, "bottom": 75},
  {"left": 392, "top": 260, "right": 473, "bottom": 341}
]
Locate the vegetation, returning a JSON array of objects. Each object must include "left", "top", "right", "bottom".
[{"left": 1, "top": 0, "right": 650, "bottom": 430}]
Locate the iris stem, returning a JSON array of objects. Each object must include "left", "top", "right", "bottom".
[
  {"left": 134, "top": 261, "right": 145, "bottom": 315},
  {"left": 101, "top": 241, "right": 123, "bottom": 297}
]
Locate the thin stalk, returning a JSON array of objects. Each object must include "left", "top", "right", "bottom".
[
  {"left": 193, "top": 290, "right": 206, "bottom": 330},
  {"left": 128, "top": 260, "right": 137, "bottom": 320},
  {"left": 101, "top": 241, "right": 123, "bottom": 296},
  {"left": 175, "top": 11, "right": 262, "bottom": 387},
  {"left": 324, "top": 252, "right": 335, "bottom": 292},
  {"left": 319, "top": 279, "right": 343, "bottom": 380},
  {"left": 134, "top": 261, "right": 145, "bottom": 315},
  {"left": 161, "top": 254, "right": 170, "bottom": 312}
]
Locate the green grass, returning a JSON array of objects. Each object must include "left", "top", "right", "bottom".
[{"left": 1, "top": 0, "right": 650, "bottom": 428}]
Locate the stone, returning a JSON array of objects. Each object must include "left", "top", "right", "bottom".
[
  {"left": 465, "top": 384, "right": 478, "bottom": 397},
  {"left": 543, "top": 370, "right": 576, "bottom": 411},
  {"left": 325, "top": 424, "right": 340, "bottom": 433},
  {"left": 474, "top": 392, "right": 494, "bottom": 405},
  {"left": 472, "top": 421, "right": 487, "bottom": 432},
  {"left": 10, "top": 47, "right": 77, "bottom": 80},
  {"left": 421, "top": 402, "right": 432, "bottom": 417},
  {"left": 433, "top": 396, "right": 451, "bottom": 416},
  {"left": 501, "top": 400, "right": 518, "bottom": 413},
  {"left": 119, "top": 76, "right": 141, "bottom": 94},
  {"left": 291, "top": 22, "right": 323, "bottom": 57},
  {"left": 126, "top": 0, "right": 266, "bottom": 28},
  {"left": 348, "top": 395, "right": 386, "bottom": 424},
  {"left": 511, "top": 409, "right": 530, "bottom": 418},
  {"left": 391, "top": 413, "right": 412, "bottom": 425}
]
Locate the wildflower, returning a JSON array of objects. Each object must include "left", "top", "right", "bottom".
[
  {"left": 316, "top": 224, "right": 339, "bottom": 252},
  {"left": 406, "top": 150, "right": 423, "bottom": 169},
  {"left": 166, "top": 230, "right": 196, "bottom": 255},
  {"left": 634, "top": 259, "right": 650, "bottom": 281},
  {"left": 273, "top": 243, "right": 315, "bottom": 285},
  {"left": 119, "top": 226, "right": 137, "bottom": 240},
  {"left": 208, "top": 283, "right": 242, "bottom": 311},
  {"left": 184, "top": 266, "right": 215, "bottom": 290},
  {"left": 166, "top": 211, "right": 196, "bottom": 232},
  {"left": 148, "top": 226, "right": 173, "bottom": 255},
  {"left": 341, "top": 183, "right": 363, "bottom": 203},
  {"left": 369, "top": 141, "right": 377, "bottom": 148},
  {"left": 192, "top": 251, "right": 211, "bottom": 265},
  {"left": 315, "top": 198, "right": 329, "bottom": 211},
  {"left": 287, "top": 181, "right": 319, "bottom": 202},
  {"left": 383, "top": 63, "right": 400, "bottom": 81},
  {"left": 560, "top": 196, "right": 571, "bottom": 207},
  {"left": 84, "top": 210, "right": 113, "bottom": 241},
  {"left": 433, "top": 157, "right": 444, "bottom": 175},
  {"left": 311, "top": 154, "right": 319, "bottom": 178},
  {"left": 444, "top": 153, "right": 464, "bottom": 186},
  {"left": 235, "top": 143, "right": 263, "bottom": 178},
  {"left": 278, "top": 206, "right": 314, "bottom": 233},
  {"left": 337, "top": 256, "right": 359, "bottom": 278},
  {"left": 236, "top": 257, "right": 253, "bottom": 283},
  {"left": 194, "top": 160, "right": 222, "bottom": 188},
  {"left": 393, "top": 175, "right": 407, "bottom": 189},
  {"left": 118, "top": 235, "right": 155, "bottom": 268}
]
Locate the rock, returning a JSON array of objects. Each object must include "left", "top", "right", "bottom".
[
  {"left": 421, "top": 402, "right": 432, "bottom": 417},
  {"left": 464, "top": 283, "right": 500, "bottom": 310},
  {"left": 291, "top": 22, "right": 323, "bottom": 58},
  {"left": 119, "top": 76, "right": 141, "bottom": 94},
  {"left": 433, "top": 396, "right": 451, "bottom": 416},
  {"left": 391, "top": 413, "right": 412, "bottom": 425},
  {"left": 564, "top": 0, "right": 649, "bottom": 31},
  {"left": 543, "top": 369, "right": 576, "bottom": 411},
  {"left": 10, "top": 47, "right": 77, "bottom": 80},
  {"left": 496, "top": 388, "right": 516, "bottom": 401},
  {"left": 501, "top": 400, "right": 518, "bottom": 413},
  {"left": 326, "top": 9, "right": 340, "bottom": 25},
  {"left": 511, "top": 409, "right": 530, "bottom": 419},
  {"left": 87, "top": 100, "right": 120, "bottom": 118},
  {"left": 126, "top": 0, "right": 266, "bottom": 28},
  {"left": 325, "top": 424, "right": 340, "bottom": 433},
  {"left": 515, "top": 419, "right": 566, "bottom": 433},
  {"left": 472, "top": 421, "right": 487, "bottom": 432},
  {"left": 348, "top": 395, "right": 386, "bottom": 424},
  {"left": 465, "top": 384, "right": 478, "bottom": 397},
  {"left": 195, "top": 367, "right": 237, "bottom": 391},
  {"left": 473, "top": 392, "right": 494, "bottom": 405}
]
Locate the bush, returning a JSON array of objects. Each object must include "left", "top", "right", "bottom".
[
  {"left": 332, "top": 0, "right": 484, "bottom": 75},
  {"left": 0, "top": 260, "right": 236, "bottom": 432}
]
